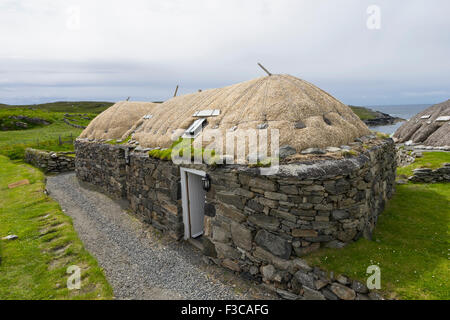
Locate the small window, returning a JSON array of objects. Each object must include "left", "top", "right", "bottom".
[
  {"left": 436, "top": 116, "right": 450, "bottom": 122},
  {"left": 183, "top": 118, "right": 207, "bottom": 139},
  {"left": 193, "top": 110, "right": 220, "bottom": 117}
]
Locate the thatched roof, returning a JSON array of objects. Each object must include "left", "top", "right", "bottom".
[
  {"left": 393, "top": 100, "right": 450, "bottom": 146},
  {"left": 131, "top": 74, "right": 370, "bottom": 152},
  {"left": 80, "top": 101, "right": 159, "bottom": 140}
]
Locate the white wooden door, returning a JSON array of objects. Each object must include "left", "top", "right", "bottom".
[{"left": 187, "top": 172, "right": 206, "bottom": 238}]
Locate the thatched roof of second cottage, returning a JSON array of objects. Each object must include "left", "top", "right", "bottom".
[
  {"left": 130, "top": 74, "right": 371, "bottom": 152},
  {"left": 80, "top": 101, "right": 159, "bottom": 140},
  {"left": 393, "top": 99, "right": 450, "bottom": 147}
]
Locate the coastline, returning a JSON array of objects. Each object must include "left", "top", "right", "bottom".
[{"left": 349, "top": 105, "right": 405, "bottom": 127}]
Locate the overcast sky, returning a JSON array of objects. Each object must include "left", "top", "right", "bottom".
[{"left": 0, "top": 0, "right": 449, "bottom": 106}]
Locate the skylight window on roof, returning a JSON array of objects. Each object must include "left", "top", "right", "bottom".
[
  {"left": 193, "top": 110, "right": 220, "bottom": 117},
  {"left": 182, "top": 118, "right": 207, "bottom": 139},
  {"left": 436, "top": 116, "right": 450, "bottom": 122}
]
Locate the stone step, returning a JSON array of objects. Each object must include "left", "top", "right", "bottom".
[{"left": 187, "top": 237, "right": 204, "bottom": 252}]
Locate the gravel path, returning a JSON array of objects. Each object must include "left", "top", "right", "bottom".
[{"left": 46, "top": 173, "right": 252, "bottom": 300}]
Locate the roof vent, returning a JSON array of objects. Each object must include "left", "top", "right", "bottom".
[{"left": 183, "top": 118, "right": 208, "bottom": 139}]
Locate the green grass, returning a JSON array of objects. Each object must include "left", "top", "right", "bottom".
[
  {"left": 305, "top": 183, "right": 450, "bottom": 300},
  {"left": 0, "top": 101, "right": 113, "bottom": 114},
  {"left": 0, "top": 108, "right": 99, "bottom": 160},
  {"left": 0, "top": 109, "right": 59, "bottom": 131},
  {"left": 0, "top": 235, "right": 3, "bottom": 265},
  {"left": 105, "top": 136, "right": 132, "bottom": 145},
  {"left": 341, "top": 150, "right": 359, "bottom": 158},
  {"left": 375, "top": 131, "right": 391, "bottom": 139},
  {"left": 397, "top": 152, "right": 450, "bottom": 178},
  {"left": 148, "top": 138, "right": 188, "bottom": 161},
  {"left": 148, "top": 138, "right": 218, "bottom": 162},
  {"left": 349, "top": 106, "right": 379, "bottom": 120},
  {"left": 0, "top": 155, "right": 113, "bottom": 299},
  {"left": 0, "top": 102, "right": 112, "bottom": 160}
]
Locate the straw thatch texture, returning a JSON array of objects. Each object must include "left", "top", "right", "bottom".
[
  {"left": 80, "top": 101, "right": 159, "bottom": 140},
  {"left": 132, "top": 74, "right": 370, "bottom": 152},
  {"left": 394, "top": 100, "right": 450, "bottom": 146}
]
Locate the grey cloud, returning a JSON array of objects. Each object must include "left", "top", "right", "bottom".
[{"left": 0, "top": 0, "right": 449, "bottom": 105}]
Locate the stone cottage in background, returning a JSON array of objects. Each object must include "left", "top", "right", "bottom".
[{"left": 75, "top": 74, "right": 397, "bottom": 300}]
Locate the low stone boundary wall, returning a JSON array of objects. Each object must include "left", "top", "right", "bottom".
[
  {"left": 63, "top": 117, "right": 86, "bottom": 129},
  {"left": 75, "top": 139, "right": 396, "bottom": 300},
  {"left": 409, "top": 163, "right": 450, "bottom": 183},
  {"left": 396, "top": 147, "right": 416, "bottom": 167},
  {"left": 25, "top": 148, "right": 75, "bottom": 173}
]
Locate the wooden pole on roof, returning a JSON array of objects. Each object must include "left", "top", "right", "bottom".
[
  {"left": 126, "top": 97, "right": 130, "bottom": 101},
  {"left": 173, "top": 85, "right": 179, "bottom": 97},
  {"left": 257, "top": 63, "right": 272, "bottom": 76}
]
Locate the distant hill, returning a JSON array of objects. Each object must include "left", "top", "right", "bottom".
[
  {"left": 349, "top": 105, "right": 404, "bottom": 126},
  {"left": 0, "top": 101, "right": 114, "bottom": 114},
  {"left": 1, "top": 101, "right": 397, "bottom": 125}
]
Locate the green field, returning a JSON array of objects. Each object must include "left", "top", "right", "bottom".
[
  {"left": 0, "top": 102, "right": 111, "bottom": 160},
  {"left": 0, "top": 109, "right": 57, "bottom": 131},
  {"left": 0, "top": 156, "right": 113, "bottom": 299},
  {"left": 397, "top": 152, "right": 450, "bottom": 178},
  {"left": 0, "top": 101, "right": 113, "bottom": 114},
  {"left": 305, "top": 157, "right": 450, "bottom": 300},
  {"left": 0, "top": 102, "right": 116, "bottom": 299}
]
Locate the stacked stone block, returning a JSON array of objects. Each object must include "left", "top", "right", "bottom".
[
  {"left": 25, "top": 148, "right": 75, "bottom": 173},
  {"left": 75, "top": 142, "right": 128, "bottom": 198},
  {"left": 409, "top": 163, "right": 450, "bottom": 183}
]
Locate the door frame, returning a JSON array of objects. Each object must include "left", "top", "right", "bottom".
[{"left": 180, "top": 167, "right": 207, "bottom": 240}]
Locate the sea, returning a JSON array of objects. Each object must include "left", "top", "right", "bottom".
[{"left": 366, "top": 104, "right": 433, "bottom": 135}]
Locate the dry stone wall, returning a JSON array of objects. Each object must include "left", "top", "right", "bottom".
[
  {"left": 409, "top": 163, "right": 450, "bottom": 183},
  {"left": 75, "top": 142, "right": 128, "bottom": 198},
  {"left": 75, "top": 138, "right": 396, "bottom": 300},
  {"left": 126, "top": 154, "right": 184, "bottom": 240},
  {"left": 25, "top": 148, "right": 75, "bottom": 173},
  {"left": 396, "top": 147, "right": 416, "bottom": 167}
]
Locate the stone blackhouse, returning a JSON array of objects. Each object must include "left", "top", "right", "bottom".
[{"left": 75, "top": 74, "right": 397, "bottom": 300}]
